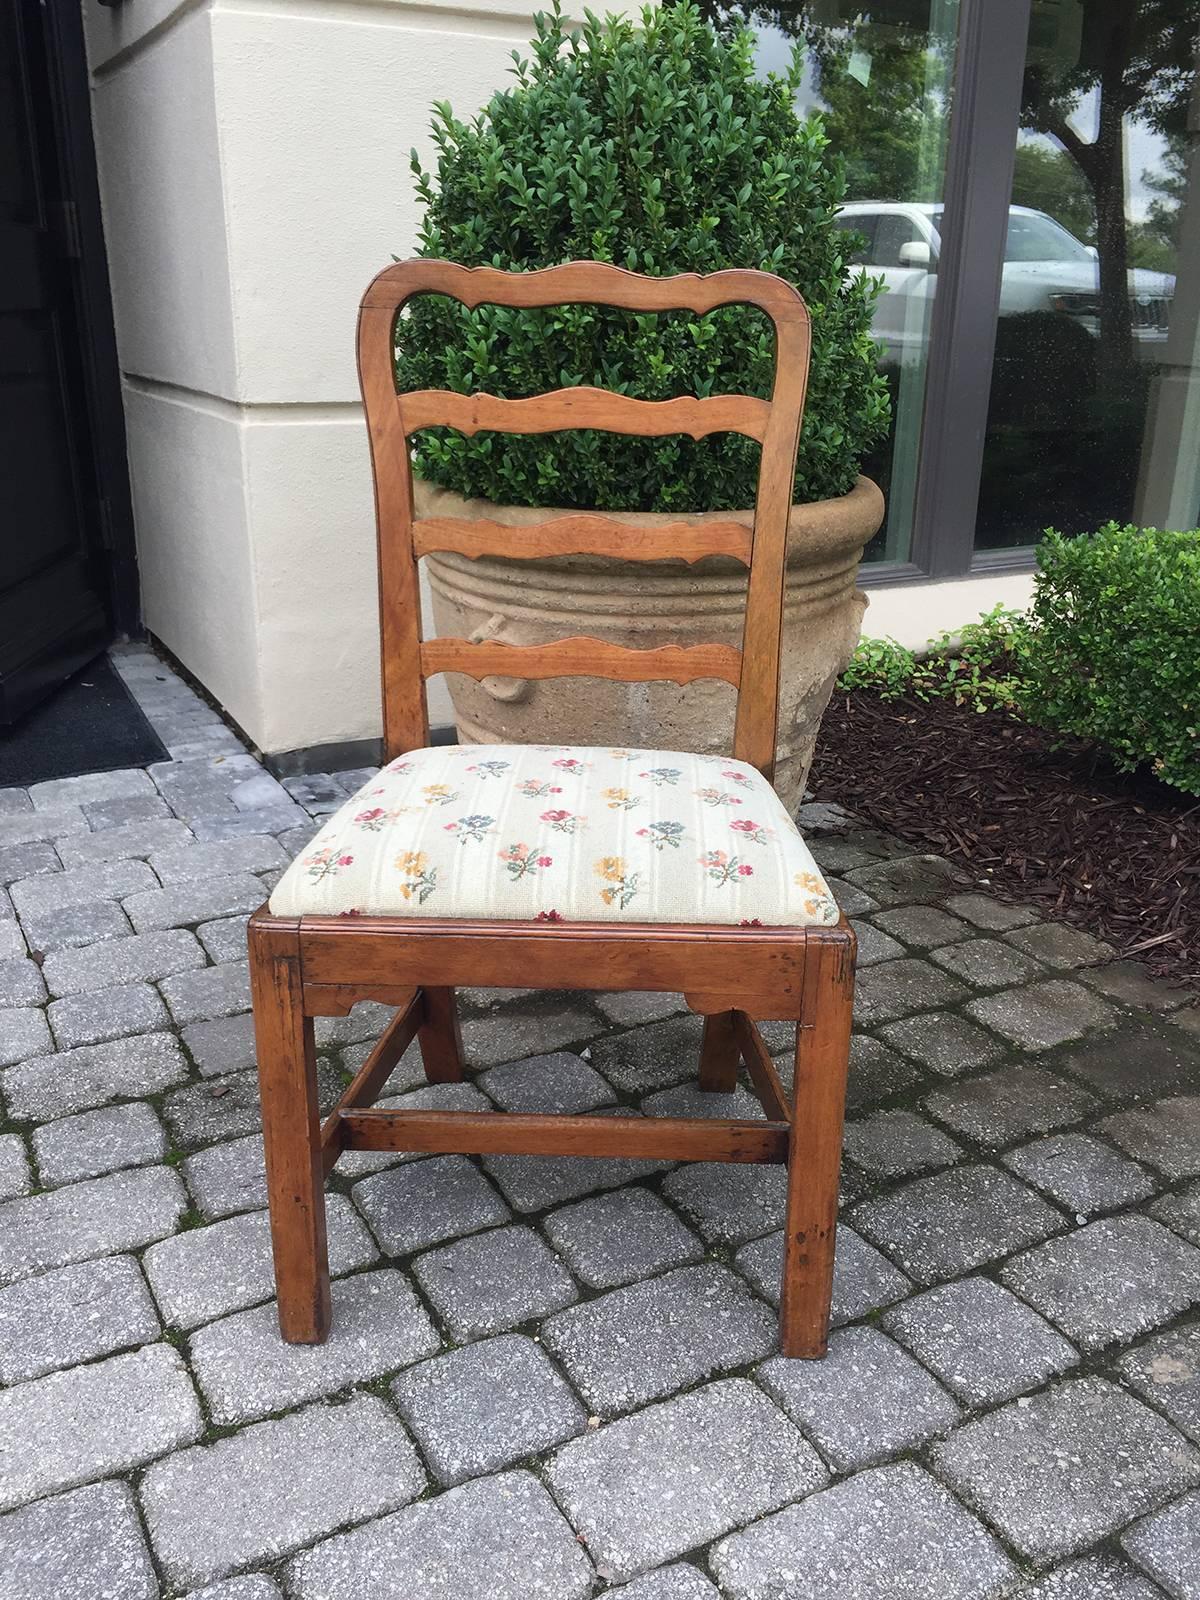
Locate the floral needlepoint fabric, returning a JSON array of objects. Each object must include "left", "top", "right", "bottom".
[{"left": 269, "top": 745, "right": 840, "bottom": 927}]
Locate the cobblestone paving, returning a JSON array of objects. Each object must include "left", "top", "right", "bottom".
[{"left": 2, "top": 644, "right": 1200, "bottom": 1597}]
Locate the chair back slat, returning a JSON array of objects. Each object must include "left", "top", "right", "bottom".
[
  {"left": 400, "top": 387, "right": 769, "bottom": 442},
  {"left": 412, "top": 514, "right": 753, "bottom": 565},
  {"left": 357, "top": 259, "right": 811, "bottom": 778},
  {"left": 420, "top": 637, "right": 743, "bottom": 689}
]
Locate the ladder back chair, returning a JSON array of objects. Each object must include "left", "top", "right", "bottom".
[{"left": 249, "top": 259, "right": 856, "bottom": 1358}]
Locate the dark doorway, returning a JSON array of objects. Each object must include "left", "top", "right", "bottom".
[{"left": 0, "top": 0, "right": 136, "bottom": 726}]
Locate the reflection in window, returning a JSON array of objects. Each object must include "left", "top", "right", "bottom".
[
  {"left": 976, "top": 2, "right": 1200, "bottom": 550},
  {"left": 699, "top": 1, "right": 960, "bottom": 562}
]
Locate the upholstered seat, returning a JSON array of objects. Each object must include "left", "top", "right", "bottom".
[{"left": 269, "top": 743, "right": 839, "bottom": 927}]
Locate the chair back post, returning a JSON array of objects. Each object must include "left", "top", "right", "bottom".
[{"left": 356, "top": 260, "right": 812, "bottom": 774}]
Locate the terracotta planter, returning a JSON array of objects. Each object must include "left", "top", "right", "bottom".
[{"left": 420, "top": 476, "right": 884, "bottom": 810}]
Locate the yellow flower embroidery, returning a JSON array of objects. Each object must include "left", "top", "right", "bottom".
[
  {"left": 595, "top": 855, "right": 640, "bottom": 909},
  {"left": 601, "top": 786, "right": 641, "bottom": 811}
]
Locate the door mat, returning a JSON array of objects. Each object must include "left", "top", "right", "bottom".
[{"left": 0, "top": 655, "right": 168, "bottom": 789}]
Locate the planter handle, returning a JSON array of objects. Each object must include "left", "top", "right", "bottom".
[{"left": 466, "top": 613, "right": 531, "bottom": 704}]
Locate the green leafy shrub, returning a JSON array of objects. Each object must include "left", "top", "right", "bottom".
[
  {"left": 396, "top": 1, "right": 889, "bottom": 512},
  {"left": 838, "top": 606, "right": 1030, "bottom": 714},
  {"left": 1023, "top": 524, "right": 1200, "bottom": 793}
]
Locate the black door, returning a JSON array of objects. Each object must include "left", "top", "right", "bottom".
[{"left": 0, "top": 0, "right": 135, "bottom": 726}]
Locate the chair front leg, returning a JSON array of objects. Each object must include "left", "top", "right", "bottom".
[
  {"left": 779, "top": 935, "right": 855, "bottom": 1358},
  {"left": 249, "top": 915, "right": 331, "bottom": 1344}
]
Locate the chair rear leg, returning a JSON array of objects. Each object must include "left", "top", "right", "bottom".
[
  {"left": 249, "top": 915, "right": 331, "bottom": 1344},
  {"left": 780, "top": 936, "right": 855, "bottom": 1357},
  {"left": 698, "top": 1009, "right": 740, "bottom": 1093},
  {"left": 418, "top": 986, "right": 466, "bottom": 1083}
]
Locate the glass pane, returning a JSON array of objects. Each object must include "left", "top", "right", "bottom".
[
  {"left": 975, "top": 2, "right": 1200, "bottom": 549},
  {"left": 713, "top": 0, "right": 960, "bottom": 562}
]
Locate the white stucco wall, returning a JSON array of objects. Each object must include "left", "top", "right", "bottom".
[
  {"left": 85, "top": 0, "right": 563, "bottom": 758},
  {"left": 86, "top": 0, "right": 1034, "bottom": 759}
]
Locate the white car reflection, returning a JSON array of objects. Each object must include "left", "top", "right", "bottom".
[{"left": 836, "top": 201, "right": 1175, "bottom": 365}]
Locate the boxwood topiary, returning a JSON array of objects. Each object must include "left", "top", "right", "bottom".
[
  {"left": 1023, "top": 523, "right": 1200, "bottom": 795},
  {"left": 395, "top": 0, "right": 889, "bottom": 513}
]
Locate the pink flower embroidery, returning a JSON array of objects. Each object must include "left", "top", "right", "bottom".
[
  {"left": 302, "top": 847, "right": 353, "bottom": 882},
  {"left": 700, "top": 849, "right": 752, "bottom": 887},
  {"left": 729, "top": 818, "right": 774, "bottom": 846},
  {"left": 500, "top": 842, "right": 551, "bottom": 881}
]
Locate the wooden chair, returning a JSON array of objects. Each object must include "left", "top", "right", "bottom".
[{"left": 248, "top": 260, "right": 855, "bottom": 1359}]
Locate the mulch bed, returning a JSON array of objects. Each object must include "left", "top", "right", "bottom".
[{"left": 809, "top": 687, "right": 1200, "bottom": 993}]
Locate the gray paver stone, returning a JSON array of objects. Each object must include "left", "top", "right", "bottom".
[
  {"left": 1122, "top": 1491, "right": 1200, "bottom": 1600},
  {"left": 872, "top": 904, "right": 972, "bottom": 948},
  {"left": 930, "top": 937, "right": 1044, "bottom": 990},
  {"left": 352, "top": 1155, "right": 510, "bottom": 1254},
  {"left": 161, "top": 960, "right": 252, "bottom": 1025},
  {"left": 82, "top": 792, "right": 171, "bottom": 828},
  {"left": 10, "top": 858, "right": 155, "bottom": 918},
  {"left": 0, "top": 806, "right": 87, "bottom": 848},
  {"left": 149, "top": 834, "right": 287, "bottom": 883},
  {"left": 413, "top": 1222, "right": 577, "bottom": 1340},
  {"left": 0, "top": 1480, "right": 157, "bottom": 1600},
  {"left": 1015, "top": 1554, "right": 1168, "bottom": 1599},
  {"left": 547, "top": 1378, "right": 828, "bottom": 1583},
  {"left": 188, "top": 1268, "right": 440, "bottom": 1424},
  {"left": 124, "top": 873, "right": 268, "bottom": 932},
  {"left": 1078, "top": 959, "right": 1194, "bottom": 1012},
  {"left": 1151, "top": 1182, "right": 1200, "bottom": 1246},
  {"left": 932, "top": 1376, "right": 1200, "bottom": 1564},
  {"left": 735, "top": 1223, "right": 911, "bottom": 1325},
  {"left": 853, "top": 958, "right": 971, "bottom": 1025},
  {"left": 588, "top": 1014, "right": 705, "bottom": 1094},
  {"left": 1118, "top": 1323, "right": 1200, "bottom": 1444},
  {"left": 842, "top": 854, "right": 965, "bottom": 907},
  {"left": 392, "top": 1333, "right": 587, "bottom": 1485},
  {"left": 849, "top": 918, "right": 905, "bottom": 967},
  {"left": 186, "top": 1581, "right": 283, "bottom": 1600},
  {"left": 30, "top": 768, "right": 153, "bottom": 809},
  {"left": 0, "top": 956, "right": 46, "bottom": 1008},
  {"left": 0, "top": 1133, "right": 30, "bottom": 1200},
  {"left": 710, "top": 1460, "right": 1015, "bottom": 1600},
  {"left": 144, "top": 1194, "right": 377, "bottom": 1328},
  {"left": 48, "top": 981, "right": 168, "bottom": 1047},
  {"left": 1004, "top": 920, "right": 1114, "bottom": 969},
  {"left": 757, "top": 1324, "right": 961, "bottom": 1470},
  {"left": 56, "top": 816, "right": 192, "bottom": 867},
  {"left": 543, "top": 1263, "right": 777, "bottom": 1416},
  {"left": 882, "top": 1275, "right": 1077, "bottom": 1406},
  {"left": 140, "top": 1393, "right": 425, "bottom": 1589},
  {"left": 925, "top": 1064, "right": 1100, "bottom": 1147},
  {"left": 183, "top": 1010, "right": 257, "bottom": 1076},
  {"left": 967, "top": 979, "right": 1117, "bottom": 1051},
  {"left": 944, "top": 892, "right": 1039, "bottom": 930},
  {"left": 604, "top": 1566, "right": 721, "bottom": 1600},
  {"left": 480, "top": 1050, "right": 615, "bottom": 1113},
  {"left": 0, "top": 1343, "right": 202, "bottom": 1511},
  {"left": 20, "top": 898, "right": 132, "bottom": 953},
  {"left": 0, "top": 1164, "right": 187, "bottom": 1285},
  {"left": 844, "top": 1033, "right": 927, "bottom": 1109},
  {"left": 0, "top": 1253, "right": 160, "bottom": 1383},
  {"left": 183, "top": 1133, "right": 267, "bottom": 1219},
  {"left": 661, "top": 1161, "right": 786, "bottom": 1246},
  {"left": 0, "top": 842, "right": 59, "bottom": 893},
  {"left": 592, "top": 990, "right": 685, "bottom": 1027},
  {"left": 33, "top": 1100, "right": 166, "bottom": 1186},
  {"left": 1000, "top": 1215, "right": 1200, "bottom": 1351},
  {"left": 1002, "top": 1131, "right": 1156, "bottom": 1215},
  {"left": 41, "top": 927, "right": 203, "bottom": 996},
  {"left": 1102, "top": 1096, "right": 1200, "bottom": 1179},
  {"left": 286, "top": 1470, "right": 594, "bottom": 1600},
  {"left": 843, "top": 1108, "right": 962, "bottom": 1178},
  {"left": 543, "top": 1186, "right": 703, "bottom": 1289},
  {"left": 460, "top": 1000, "right": 602, "bottom": 1069},
  {"left": 2, "top": 1030, "right": 187, "bottom": 1119},
  {"left": 0, "top": 917, "right": 26, "bottom": 959},
  {"left": 0, "top": 1007, "right": 51, "bottom": 1066},
  {"left": 197, "top": 915, "right": 250, "bottom": 963},
  {"left": 852, "top": 1163, "right": 1063, "bottom": 1284},
  {"left": 1061, "top": 1021, "right": 1200, "bottom": 1104}
]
